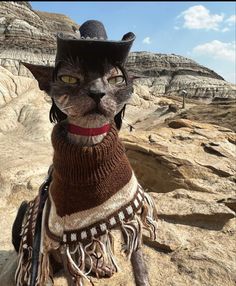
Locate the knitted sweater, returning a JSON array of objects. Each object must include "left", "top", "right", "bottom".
[
  {"left": 50, "top": 122, "right": 133, "bottom": 216},
  {"left": 15, "top": 122, "right": 158, "bottom": 286}
]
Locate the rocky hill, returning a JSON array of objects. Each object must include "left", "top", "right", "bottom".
[
  {"left": 0, "top": 1, "right": 235, "bottom": 99},
  {"left": 0, "top": 2, "right": 235, "bottom": 286},
  {"left": 127, "top": 52, "right": 236, "bottom": 99},
  {"left": 126, "top": 51, "right": 223, "bottom": 79},
  {"left": 0, "top": 1, "right": 78, "bottom": 76}
]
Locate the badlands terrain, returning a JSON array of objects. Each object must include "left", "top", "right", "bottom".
[{"left": 0, "top": 1, "right": 235, "bottom": 286}]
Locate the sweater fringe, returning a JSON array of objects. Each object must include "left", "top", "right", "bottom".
[
  {"left": 15, "top": 192, "right": 157, "bottom": 286},
  {"left": 56, "top": 192, "right": 157, "bottom": 286}
]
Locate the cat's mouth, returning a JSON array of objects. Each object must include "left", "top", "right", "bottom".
[{"left": 84, "top": 106, "right": 106, "bottom": 116}]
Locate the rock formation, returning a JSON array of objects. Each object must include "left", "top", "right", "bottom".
[
  {"left": 126, "top": 52, "right": 236, "bottom": 99},
  {"left": 0, "top": 2, "right": 235, "bottom": 286},
  {"left": 0, "top": 1, "right": 79, "bottom": 76},
  {"left": 0, "top": 65, "right": 235, "bottom": 286},
  {"left": 0, "top": 1, "right": 235, "bottom": 99}
]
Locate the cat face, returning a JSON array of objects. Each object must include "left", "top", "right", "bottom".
[{"left": 50, "top": 59, "right": 133, "bottom": 127}]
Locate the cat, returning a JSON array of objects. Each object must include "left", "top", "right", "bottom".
[
  {"left": 13, "top": 21, "right": 157, "bottom": 286},
  {"left": 12, "top": 58, "right": 153, "bottom": 286}
]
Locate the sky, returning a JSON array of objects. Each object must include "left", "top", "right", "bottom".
[{"left": 30, "top": 1, "right": 236, "bottom": 84}]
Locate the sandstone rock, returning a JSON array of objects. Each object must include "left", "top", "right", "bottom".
[
  {"left": 166, "top": 74, "right": 236, "bottom": 99},
  {"left": 121, "top": 118, "right": 236, "bottom": 196},
  {"left": 0, "top": 66, "right": 52, "bottom": 139},
  {"left": 1, "top": 2, "right": 235, "bottom": 101},
  {"left": 0, "top": 252, "right": 17, "bottom": 286},
  {"left": 170, "top": 231, "right": 236, "bottom": 286},
  {"left": 0, "top": 66, "right": 52, "bottom": 203},
  {"left": 152, "top": 189, "right": 235, "bottom": 230},
  {"left": 0, "top": 3, "right": 235, "bottom": 285},
  {"left": 36, "top": 10, "right": 80, "bottom": 35},
  {"left": 143, "top": 219, "right": 185, "bottom": 253},
  {"left": 126, "top": 52, "right": 236, "bottom": 99},
  {"left": 217, "top": 198, "right": 236, "bottom": 213},
  {"left": 168, "top": 118, "right": 194, "bottom": 129},
  {"left": 126, "top": 52, "right": 223, "bottom": 79},
  {"left": 167, "top": 99, "right": 236, "bottom": 133},
  {"left": 0, "top": 67, "right": 235, "bottom": 286},
  {"left": 0, "top": 1, "right": 79, "bottom": 77}
]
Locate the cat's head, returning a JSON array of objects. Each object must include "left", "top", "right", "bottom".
[{"left": 23, "top": 20, "right": 136, "bottom": 130}]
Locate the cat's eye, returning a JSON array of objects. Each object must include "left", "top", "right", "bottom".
[
  {"left": 60, "top": 75, "right": 79, "bottom": 84},
  {"left": 108, "top": 75, "right": 124, "bottom": 85}
]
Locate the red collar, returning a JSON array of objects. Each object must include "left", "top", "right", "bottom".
[{"left": 67, "top": 123, "right": 111, "bottom": 136}]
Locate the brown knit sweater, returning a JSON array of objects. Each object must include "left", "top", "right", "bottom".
[
  {"left": 50, "top": 122, "right": 133, "bottom": 217},
  {"left": 15, "top": 123, "right": 158, "bottom": 286}
]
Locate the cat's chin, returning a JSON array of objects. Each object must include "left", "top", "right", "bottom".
[
  {"left": 84, "top": 113, "right": 107, "bottom": 120},
  {"left": 84, "top": 105, "right": 109, "bottom": 116},
  {"left": 85, "top": 111, "right": 103, "bottom": 117}
]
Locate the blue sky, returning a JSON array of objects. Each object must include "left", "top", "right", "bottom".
[{"left": 30, "top": 1, "right": 236, "bottom": 83}]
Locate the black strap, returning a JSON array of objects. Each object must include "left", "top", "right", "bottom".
[{"left": 30, "top": 166, "right": 53, "bottom": 286}]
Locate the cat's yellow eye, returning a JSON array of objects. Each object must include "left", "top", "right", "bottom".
[
  {"left": 108, "top": 75, "right": 124, "bottom": 85},
  {"left": 60, "top": 75, "right": 79, "bottom": 84}
]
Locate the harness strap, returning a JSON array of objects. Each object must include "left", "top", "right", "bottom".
[
  {"left": 30, "top": 165, "right": 53, "bottom": 286},
  {"left": 15, "top": 165, "right": 53, "bottom": 286}
]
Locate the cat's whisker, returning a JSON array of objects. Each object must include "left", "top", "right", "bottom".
[{"left": 61, "top": 105, "right": 74, "bottom": 111}]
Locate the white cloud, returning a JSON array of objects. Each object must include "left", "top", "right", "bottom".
[
  {"left": 142, "top": 37, "right": 151, "bottom": 44},
  {"left": 193, "top": 40, "right": 236, "bottom": 62},
  {"left": 222, "top": 27, "right": 230, "bottom": 33},
  {"left": 174, "top": 26, "right": 180, "bottom": 30},
  {"left": 225, "top": 15, "right": 236, "bottom": 26},
  {"left": 178, "top": 5, "right": 224, "bottom": 31}
]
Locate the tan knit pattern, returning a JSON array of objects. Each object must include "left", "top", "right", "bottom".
[
  {"left": 50, "top": 122, "right": 133, "bottom": 216},
  {"left": 48, "top": 172, "right": 138, "bottom": 236}
]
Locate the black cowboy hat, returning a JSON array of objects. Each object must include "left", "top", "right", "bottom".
[
  {"left": 55, "top": 20, "right": 135, "bottom": 66},
  {"left": 21, "top": 20, "right": 135, "bottom": 127},
  {"left": 22, "top": 20, "right": 135, "bottom": 91}
]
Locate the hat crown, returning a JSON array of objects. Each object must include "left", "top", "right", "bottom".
[
  {"left": 79, "top": 20, "right": 108, "bottom": 40},
  {"left": 55, "top": 20, "right": 135, "bottom": 66}
]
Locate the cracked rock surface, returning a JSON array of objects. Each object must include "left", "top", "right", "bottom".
[
  {"left": 0, "top": 66, "right": 235, "bottom": 286},
  {"left": 0, "top": 1, "right": 235, "bottom": 285}
]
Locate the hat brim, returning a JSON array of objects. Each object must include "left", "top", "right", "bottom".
[{"left": 55, "top": 32, "right": 135, "bottom": 66}]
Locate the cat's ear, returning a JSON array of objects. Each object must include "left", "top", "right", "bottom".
[{"left": 21, "top": 62, "right": 54, "bottom": 93}]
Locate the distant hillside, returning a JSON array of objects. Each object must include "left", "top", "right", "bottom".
[
  {"left": 0, "top": 1, "right": 235, "bottom": 98},
  {"left": 126, "top": 52, "right": 235, "bottom": 98}
]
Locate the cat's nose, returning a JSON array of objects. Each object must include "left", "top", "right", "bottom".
[{"left": 88, "top": 90, "right": 105, "bottom": 104}]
